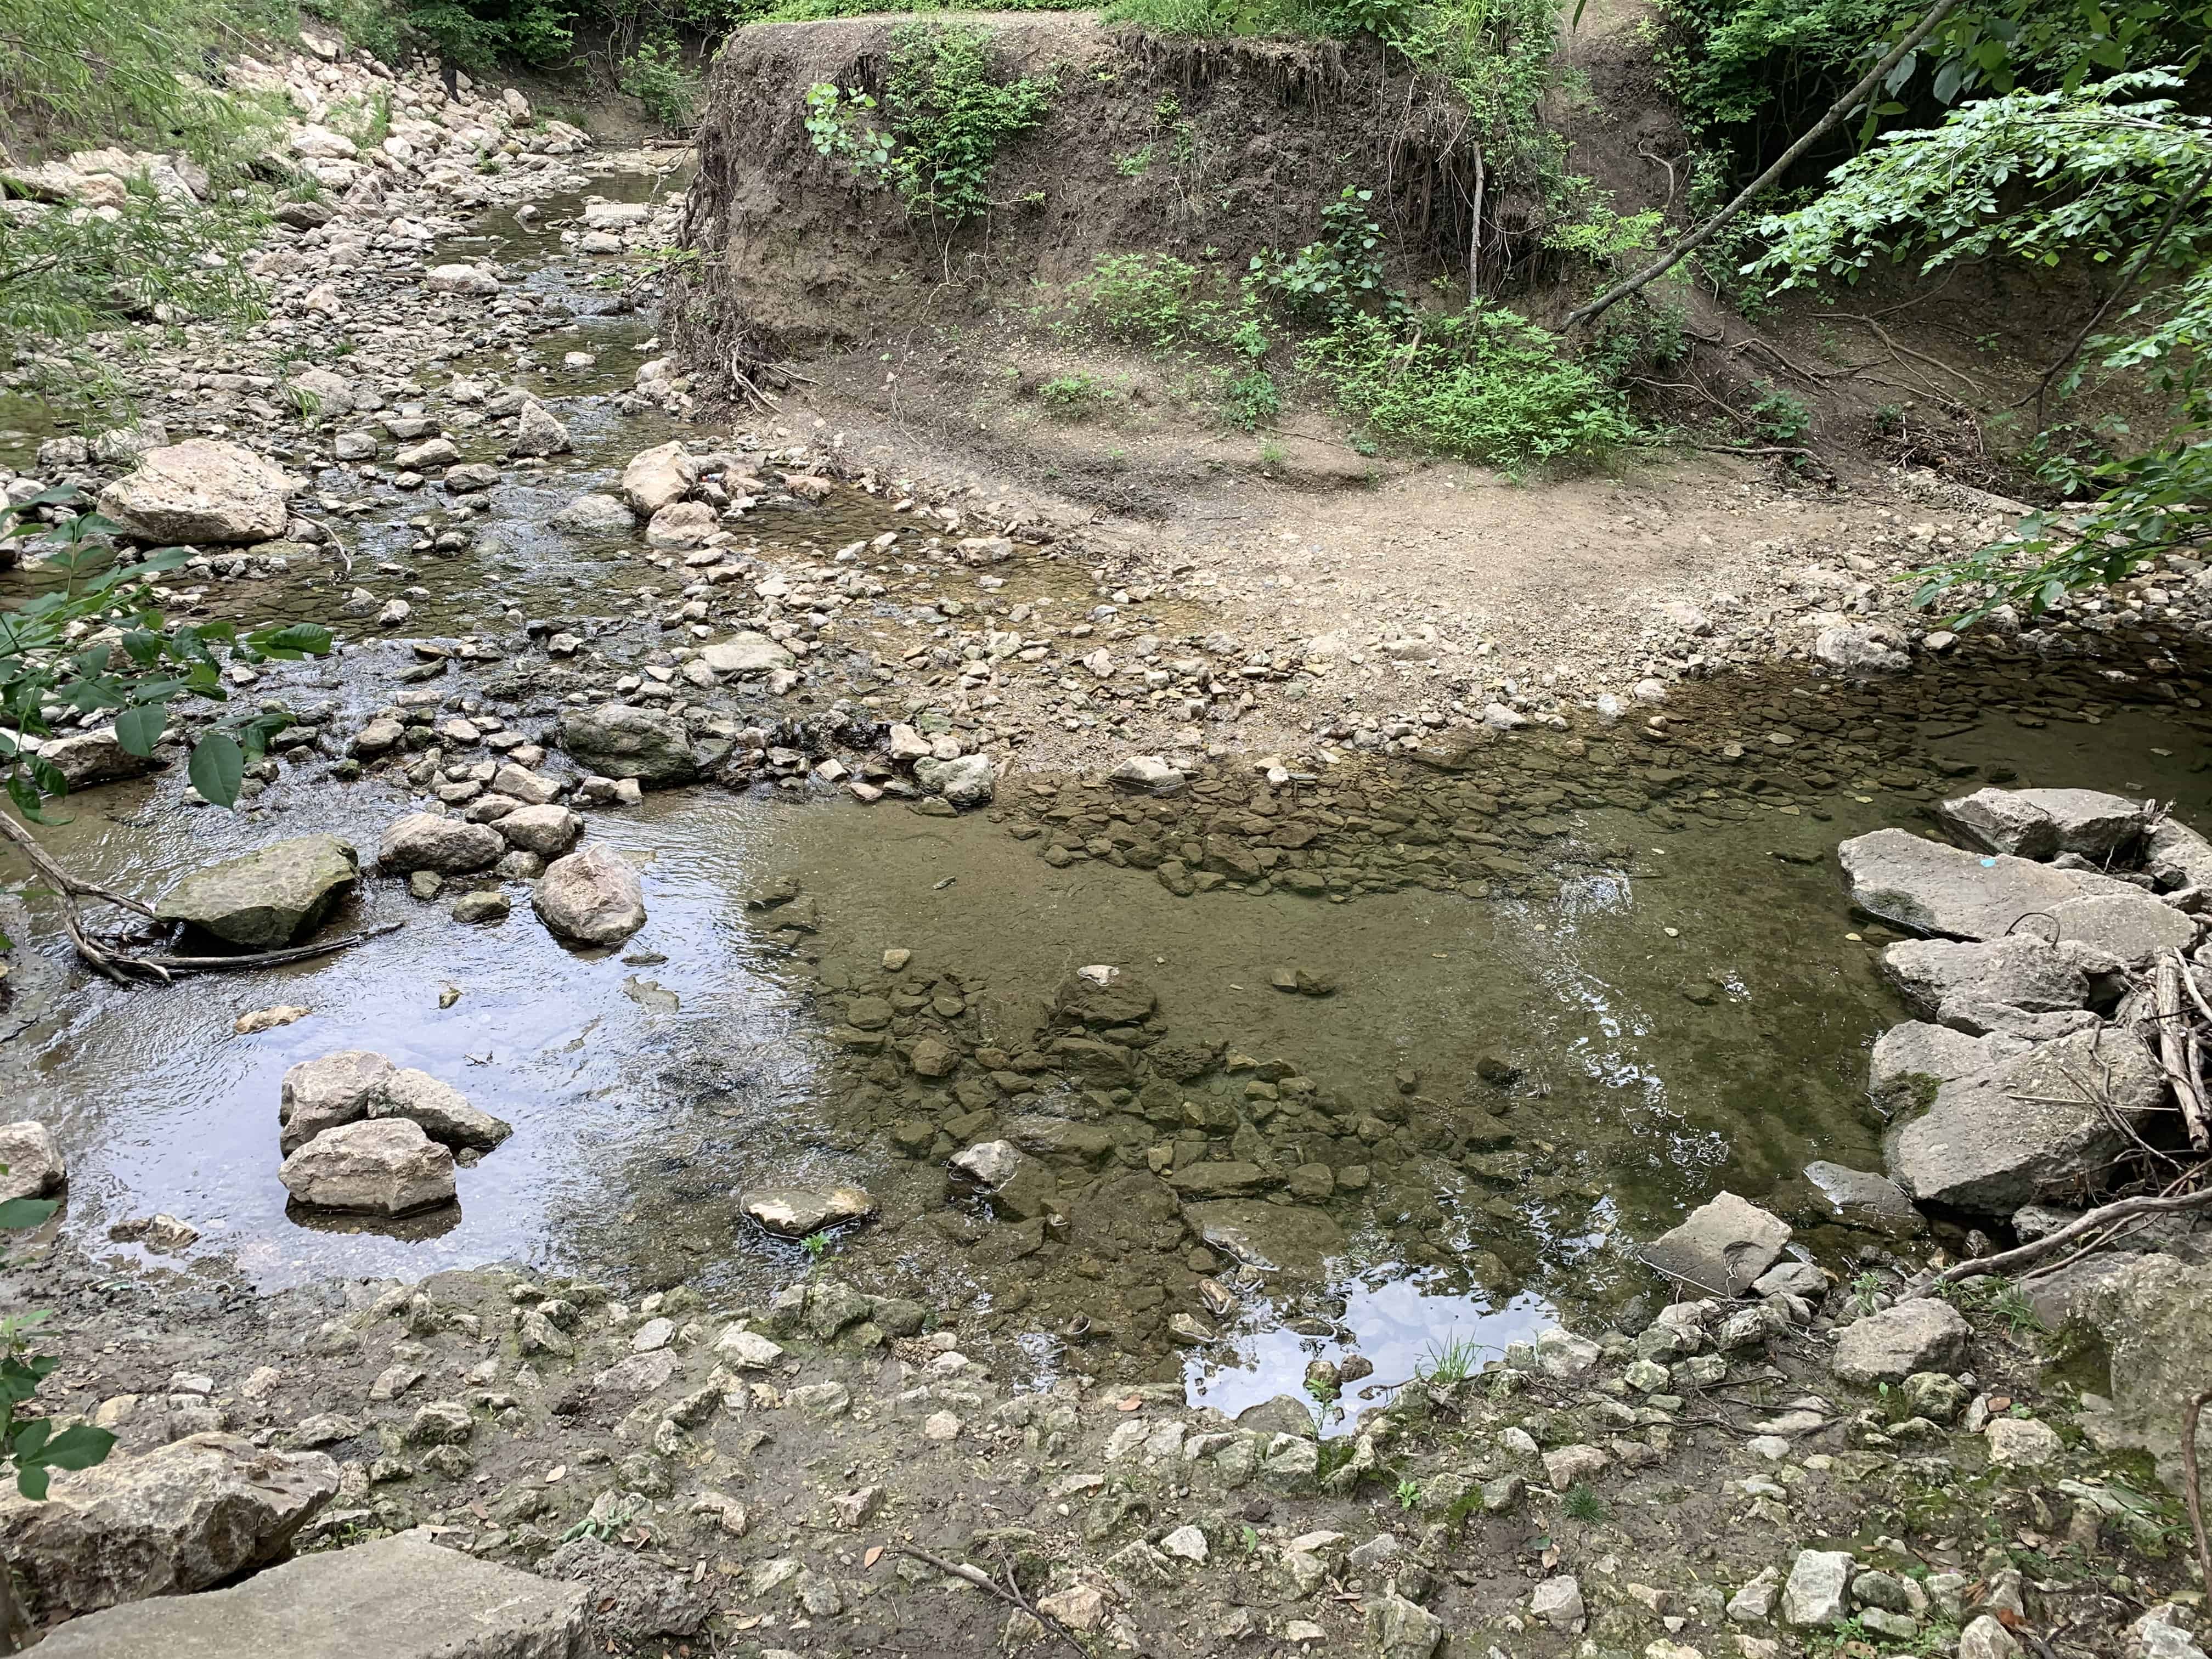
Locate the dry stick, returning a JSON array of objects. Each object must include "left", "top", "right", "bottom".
[
  {"left": 1929, "top": 1183, "right": 2212, "bottom": 1288},
  {"left": 1566, "top": 0, "right": 1966, "bottom": 328},
  {"left": 2185, "top": 1390, "right": 2212, "bottom": 1599},
  {"left": 888, "top": 1544, "right": 1085, "bottom": 1656},
  {"left": 2158, "top": 950, "right": 2212, "bottom": 1148},
  {"left": 2027, "top": 157, "right": 2212, "bottom": 431}
]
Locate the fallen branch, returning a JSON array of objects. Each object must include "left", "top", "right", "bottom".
[
  {"left": 2186, "top": 1390, "right": 2212, "bottom": 1598},
  {"left": 888, "top": 1543, "right": 1086, "bottom": 1656},
  {"left": 1926, "top": 1183, "right": 2212, "bottom": 1288},
  {"left": 2154, "top": 952, "right": 2212, "bottom": 1149}
]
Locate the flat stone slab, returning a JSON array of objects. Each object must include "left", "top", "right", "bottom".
[
  {"left": 1841, "top": 828, "right": 2111, "bottom": 941},
  {"left": 1639, "top": 1190, "right": 1791, "bottom": 1296},
  {"left": 155, "top": 834, "right": 360, "bottom": 948},
  {"left": 1938, "top": 787, "right": 2147, "bottom": 860},
  {"left": 1184, "top": 1199, "right": 1345, "bottom": 1277},
  {"left": 33, "top": 1532, "right": 585, "bottom": 1657},
  {"left": 1884, "top": 1024, "right": 2165, "bottom": 1214}
]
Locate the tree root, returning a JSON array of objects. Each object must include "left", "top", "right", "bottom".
[
  {"left": 889, "top": 1543, "right": 1087, "bottom": 1656},
  {"left": 0, "top": 810, "right": 398, "bottom": 985},
  {"left": 1919, "top": 1180, "right": 2212, "bottom": 1291}
]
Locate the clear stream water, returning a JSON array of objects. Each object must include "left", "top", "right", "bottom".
[{"left": 5, "top": 157, "right": 2211, "bottom": 1418}]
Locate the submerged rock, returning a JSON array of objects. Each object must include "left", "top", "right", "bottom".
[
  {"left": 0, "top": 1434, "right": 338, "bottom": 1615},
  {"left": 97, "top": 439, "right": 294, "bottom": 544},
  {"left": 739, "top": 1184, "right": 876, "bottom": 1238},
  {"left": 556, "top": 703, "right": 697, "bottom": 787},
  {"left": 533, "top": 844, "right": 647, "bottom": 946},
  {"left": 278, "top": 1118, "right": 456, "bottom": 1215},
  {"left": 31, "top": 1534, "right": 585, "bottom": 1659},
  {"left": 154, "top": 834, "right": 360, "bottom": 948},
  {"left": 1640, "top": 1190, "right": 1791, "bottom": 1296},
  {"left": 1183, "top": 1199, "right": 1345, "bottom": 1277},
  {"left": 1802, "top": 1161, "right": 1925, "bottom": 1235}
]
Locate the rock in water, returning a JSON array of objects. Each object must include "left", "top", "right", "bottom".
[
  {"left": 279, "top": 1050, "right": 395, "bottom": 1155},
  {"left": 26, "top": 726, "right": 159, "bottom": 789},
  {"left": 0, "top": 1120, "right": 65, "bottom": 1202},
  {"left": 914, "top": 753, "right": 995, "bottom": 808},
  {"left": 1054, "top": 965, "right": 1159, "bottom": 1027},
  {"left": 555, "top": 703, "right": 697, "bottom": 787},
  {"left": 1884, "top": 1024, "right": 2164, "bottom": 1212},
  {"left": 699, "top": 631, "right": 793, "bottom": 675},
  {"left": 376, "top": 813, "right": 504, "bottom": 875},
  {"left": 549, "top": 492, "right": 635, "bottom": 534},
  {"left": 1640, "top": 1191, "right": 1791, "bottom": 1296},
  {"left": 0, "top": 1434, "right": 338, "bottom": 1615},
  {"left": 739, "top": 1184, "right": 876, "bottom": 1237},
  {"left": 154, "top": 834, "right": 360, "bottom": 948},
  {"left": 278, "top": 1118, "right": 456, "bottom": 1215},
  {"left": 368, "top": 1067, "right": 512, "bottom": 1150},
  {"left": 507, "top": 398, "right": 571, "bottom": 458},
  {"left": 1802, "top": 1161, "right": 1925, "bottom": 1235},
  {"left": 534, "top": 844, "right": 646, "bottom": 945},
  {"left": 97, "top": 439, "right": 294, "bottom": 545},
  {"left": 30, "top": 1533, "right": 585, "bottom": 1658},
  {"left": 1937, "top": 787, "right": 2147, "bottom": 861},
  {"left": 621, "top": 441, "right": 696, "bottom": 517}
]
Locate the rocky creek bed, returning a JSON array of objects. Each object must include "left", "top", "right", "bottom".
[{"left": 4, "top": 22, "right": 2212, "bottom": 1659}]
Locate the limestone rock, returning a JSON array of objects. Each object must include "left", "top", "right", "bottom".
[
  {"left": 700, "top": 632, "right": 793, "bottom": 676},
  {"left": 555, "top": 703, "right": 696, "bottom": 787},
  {"left": 644, "top": 501, "right": 718, "bottom": 548},
  {"left": 533, "top": 844, "right": 647, "bottom": 946},
  {"left": 549, "top": 493, "right": 635, "bottom": 535},
  {"left": 1830, "top": 1299, "right": 1968, "bottom": 1385},
  {"left": 740, "top": 1184, "right": 875, "bottom": 1238},
  {"left": 1368, "top": 1590, "right": 1444, "bottom": 1658},
  {"left": 494, "top": 803, "right": 582, "bottom": 858},
  {"left": 2077, "top": 1252, "right": 2212, "bottom": 1488},
  {"left": 1884, "top": 1024, "right": 2164, "bottom": 1211},
  {"left": 1109, "top": 755, "right": 1186, "bottom": 796},
  {"left": 1938, "top": 787, "right": 2147, "bottom": 861},
  {"left": 1802, "top": 1161, "right": 1925, "bottom": 1235},
  {"left": 0, "top": 1433, "right": 338, "bottom": 1615},
  {"left": 2146, "top": 817, "right": 2212, "bottom": 895},
  {"left": 278, "top": 1119, "right": 456, "bottom": 1215},
  {"left": 507, "top": 398, "right": 571, "bottom": 458},
  {"left": 1183, "top": 1199, "right": 1345, "bottom": 1277},
  {"left": 1780, "top": 1549, "right": 1853, "bottom": 1627},
  {"left": 30, "top": 1533, "right": 586, "bottom": 1659},
  {"left": 279, "top": 1050, "right": 395, "bottom": 1155},
  {"left": 98, "top": 440, "right": 294, "bottom": 545},
  {"left": 621, "top": 441, "right": 696, "bottom": 517},
  {"left": 377, "top": 813, "right": 504, "bottom": 875},
  {"left": 1839, "top": 827, "right": 2129, "bottom": 941},
  {"left": 1529, "top": 1575, "right": 1585, "bottom": 1629},
  {"left": 29, "top": 726, "right": 160, "bottom": 789},
  {"left": 914, "top": 753, "right": 995, "bottom": 808},
  {"left": 1054, "top": 965, "right": 1159, "bottom": 1027},
  {"left": 1879, "top": 936, "right": 2094, "bottom": 1022},
  {"left": 155, "top": 834, "right": 360, "bottom": 947},
  {"left": 543, "top": 1534, "right": 708, "bottom": 1642},
  {"left": 368, "top": 1068, "right": 512, "bottom": 1151},
  {"left": 0, "top": 1121, "right": 65, "bottom": 1203},
  {"left": 1640, "top": 1191, "right": 1791, "bottom": 1296},
  {"left": 424, "top": 263, "right": 499, "bottom": 296}
]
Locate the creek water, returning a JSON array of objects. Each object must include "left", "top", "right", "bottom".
[{"left": 6, "top": 156, "right": 2212, "bottom": 1422}]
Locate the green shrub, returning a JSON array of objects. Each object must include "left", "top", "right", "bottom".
[
  {"left": 1223, "top": 368, "right": 1280, "bottom": 428},
  {"left": 1302, "top": 305, "right": 1639, "bottom": 472},
  {"left": 1250, "top": 186, "right": 1403, "bottom": 323},
  {"left": 1036, "top": 371, "right": 1119, "bottom": 415},
  {"left": 619, "top": 38, "right": 699, "bottom": 130},
  {"left": 1066, "top": 253, "right": 1214, "bottom": 348}
]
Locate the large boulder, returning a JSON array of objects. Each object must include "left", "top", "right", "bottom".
[
  {"left": 1639, "top": 1191, "right": 1791, "bottom": 1297},
  {"left": 1938, "top": 787, "right": 2147, "bottom": 861},
  {"left": 1879, "top": 936, "right": 2095, "bottom": 1023},
  {"left": 494, "top": 803, "right": 582, "bottom": 858},
  {"left": 377, "top": 812, "right": 504, "bottom": 875},
  {"left": 154, "top": 834, "right": 360, "bottom": 948},
  {"left": 555, "top": 703, "right": 697, "bottom": 787},
  {"left": 1884, "top": 1024, "right": 2165, "bottom": 1212},
  {"left": 621, "top": 441, "right": 696, "bottom": 517},
  {"left": 0, "top": 1120, "right": 65, "bottom": 1203},
  {"left": 279, "top": 1050, "right": 396, "bottom": 1155},
  {"left": 534, "top": 844, "right": 646, "bottom": 946},
  {"left": 1840, "top": 827, "right": 2146, "bottom": 942},
  {"left": 2076, "top": 1252, "right": 2212, "bottom": 1489},
  {"left": 32, "top": 1533, "right": 586, "bottom": 1659},
  {"left": 1829, "top": 1298, "right": 1970, "bottom": 1385},
  {"left": 0, "top": 1434, "right": 338, "bottom": 1616},
  {"left": 97, "top": 440, "right": 294, "bottom": 545},
  {"left": 278, "top": 1118, "right": 456, "bottom": 1215}
]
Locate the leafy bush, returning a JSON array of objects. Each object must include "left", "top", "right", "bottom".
[
  {"left": 1037, "top": 371, "right": 1119, "bottom": 415},
  {"left": 1302, "top": 305, "right": 1640, "bottom": 471},
  {"left": 1251, "top": 187, "right": 1406, "bottom": 323},
  {"left": 804, "top": 22, "right": 1052, "bottom": 229},
  {"left": 762, "top": 0, "right": 1082, "bottom": 17},
  {"left": 1066, "top": 253, "right": 1217, "bottom": 348},
  {"left": 618, "top": 37, "right": 699, "bottom": 130},
  {"left": 1223, "top": 368, "right": 1280, "bottom": 428}
]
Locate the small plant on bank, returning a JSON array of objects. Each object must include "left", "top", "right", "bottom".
[
  {"left": 1223, "top": 368, "right": 1280, "bottom": 430},
  {"left": 618, "top": 38, "right": 701, "bottom": 133},
  {"left": 800, "top": 1229, "right": 834, "bottom": 1260},
  {"left": 1250, "top": 187, "right": 1404, "bottom": 324},
  {"left": 1415, "top": 1333, "right": 1482, "bottom": 1384},
  {"left": 1561, "top": 1481, "right": 1607, "bottom": 1525},
  {"left": 1036, "top": 372, "right": 1118, "bottom": 416},
  {"left": 1746, "top": 381, "right": 1812, "bottom": 446},
  {"left": 1396, "top": 1477, "right": 1422, "bottom": 1510}
]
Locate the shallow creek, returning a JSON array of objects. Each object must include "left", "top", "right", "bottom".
[{"left": 7, "top": 155, "right": 2212, "bottom": 1424}]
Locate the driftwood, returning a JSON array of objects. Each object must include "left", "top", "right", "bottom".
[
  {"left": 2186, "top": 1390, "right": 2212, "bottom": 1599},
  {"left": 1926, "top": 1184, "right": 2212, "bottom": 1289},
  {"left": 888, "top": 1543, "right": 1086, "bottom": 1656}
]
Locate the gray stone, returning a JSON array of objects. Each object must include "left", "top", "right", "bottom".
[
  {"left": 1802, "top": 1161, "right": 1926, "bottom": 1235},
  {"left": 914, "top": 753, "right": 995, "bottom": 808},
  {"left": 1529, "top": 1575, "right": 1585, "bottom": 1629},
  {"left": 951, "top": 1140, "right": 1021, "bottom": 1187},
  {"left": 644, "top": 502, "right": 718, "bottom": 548},
  {"left": 1830, "top": 1298, "right": 1968, "bottom": 1385},
  {"left": 1780, "top": 1549, "right": 1853, "bottom": 1628},
  {"left": 2044, "top": 890, "right": 2197, "bottom": 968},
  {"left": 2077, "top": 1252, "right": 2212, "bottom": 1488},
  {"left": 556, "top": 703, "right": 696, "bottom": 787},
  {"left": 1959, "top": 1613, "right": 2025, "bottom": 1659},
  {"left": 0, "top": 1434, "right": 337, "bottom": 1615},
  {"left": 279, "top": 1051, "right": 396, "bottom": 1156},
  {"left": 1884, "top": 1024, "right": 2165, "bottom": 1212},
  {"left": 700, "top": 632, "right": 793, "bottom": 675},
  {"left": 1880, "top": 936, "right": 2092, "bottom": 1021},
  {"left": 533, "top": 844, "right": 646, "bottom": 946},
  {"left": 1939, "top": 787, "right": 2147, "bottom": 860},
  {"left": 377, "top": 813, "right": 504, "bottom": 876},
  {"left": 31, "top": 1532, "right": 585, "bottom": 1657},
  {"left": 2146, "top": 818, "right": 2212, "bottom": 894},
  {"left": 1641, "top": 1190, "right": 1791, "bottom": 1296},
  {"left": 542, "top": 1535, "right": 708, "bottom": 1641},
  {"left": 494, "top": 803, "right": 582, "bottom": 858},
  {"left": 1985, "top": 1416, "right": 2063, "bottom": 1468},
  {"left": 30, "top": 726, "right": 160, "bottom": 789},
  {"left": 1183, "top": 1199, "right": 1345, "bottom": 1277},
  {"left": 1108, "top": 755, "right": 1186, "bottom": 796},
  {"left": 549, "top": 493, "right": 634, "bottom": 535},
  {"left": 1367, "top": 1590, "right": 1444, "bottom": 1658},
  {"left": 1726, "top": 1566, "right": 1779, "bottom": 1623},
  {"left": 740, "top": 1184, "right": 875, "bottom": 1238},
  {"left": 98, "top": 440, "right": 293, "bottom": 544},
  {"left": 1053, "top": 965, "right": 1158, "bottom": 1026},
  {"left": 425, "top": 263, "right": 499, "bottom": 296},
  {"left": 155, "top": 834, "right": 359, "bottom": 947},
  {"left": 1237, "top": 1395, "right": 1318, "bottom": 1438},
  {"left": 278, "top": 1119, "right": 455, "bottom": 1215},
  {"left": 508, "top": 399, "right": 571, "bottom": 458},
  {"left": 1839, "top": 827, "right": 2127, "bottom": 941},
  {"left": 620, "top": 442, "right": 696, "bottom": 517},
  {"left": 368, "top": 1068, "right": 512, "bottom": 1151},
  {"left": 0, "top": 1120, "right": 66, "bottom": 1203},
  {"left": 1814, "top": 623, "right": 1908, "bottom": 675},
  {"left": 1870, "top": 1021, "right": 2018, "bottom": 1091}
]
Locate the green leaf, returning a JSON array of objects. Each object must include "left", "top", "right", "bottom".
[
  {"left": 187, "top": 732, "right": 244, "bottom": 808},
  {"left": 38, "top": 1423, "right": 115, "bottom": 1472},
  {"left": 14, "top": 1463, "right": 49, "bottom": 1502},
  {"left": 247, "top": 623, "right": 334, "bottom": 658},
  {"left": 113, "top": 705, "right": 165, "bottom": 758},
  {"left": 0, "top": 1199, "right": 58, "bottom": 1232}
]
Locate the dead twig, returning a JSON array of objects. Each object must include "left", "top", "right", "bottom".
[
  {"left": 2154, "top": 950, "right": 2212, "bottom": 1149},
  {"left": 1927, "top": 1182, "right": 2212, "bottom": 1288},
  {"left": 888, "top": 1544, "right": 1086, "bottom": 1656},
  {"left": 2185, "top": 1389, "right": 2212, "bottom": 1599}
]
